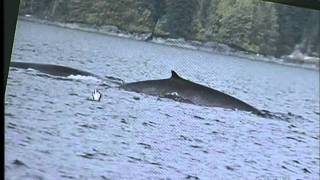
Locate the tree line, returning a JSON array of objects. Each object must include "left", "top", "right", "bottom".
[{"left": 19, "top": 0, "right": 319, "bottom": 58}]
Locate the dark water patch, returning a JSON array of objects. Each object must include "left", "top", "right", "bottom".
[
  {"left": 26, "top": 136, "right": 32, "bottom": 140},
  {"left": 260, "top": 110, "right": 306, "bottom": 122},
  {"left": 215, "top": 150, "right": 226, "bottom": 154},
  {"left": 164, "top": 113, "right": 172, "bottom": 117},
  {"left": 112, "top": 134, "right": 122, "bottom": 138},
  {"left": 13, "top": 159, "right": 28, "bottom": 167},
  {"left": 93, "top": 150, "right": 110, "bottom": 157},
  {"left": 39, "top": 150, "right": 51, "bottom": 154},
  {"left": 204, "top": 122, "right": 211, "bottom": 126},
  {"left": 248, "top": 129, "right": 258, "bottom": 133},
  {"left": 120, "top": 126, "right": 131, "bottom": 133},
  {"left": 133, "top": 96, "right": 140, "bottom": 100},
  {"left": 120, "top": 119, "right": 128, "bottom": 124},
  {"left": 290, "top": 130, "right": 306, "bottom": 135},
  {"left": 193, "top": 115, "right": 204, "bottom": 120},
  {"left": 21, "top": 137, "right": 32, "bottom": 144},
  {"left": 194, "top": 138, "right": 203, "bottom": 143},
  {"left": 5, "top": 113, "right": 15, "bottom": 117},
  {"left": 281, "top": 165, "right": 292, "bottom": 172},
  {"left": 185, "top": 175, "right": 200, "bottom": 179},
  {"left": 281, "top": 165, "right": 295, "bottom": 173},
  {"left": 111, "top": 115, "right": 119, "bottom": 119},
  {"left": 147, "top": 121, "right": 157, "bottom": 125},
  {"left": 202, "top": 150, "right": 209, "bottom": 154},
  {"left": 79, "top": 124, "right": 98, "bottom": 129},
  {"left": 18, "top": 47, "right": 36, "bottom": 52},
  {"left": 190, "top": 145, "right": 203, "bottom": 149},
  {"left": 44, "top": 100, "right": 55, "bottom": 105},
  {"left": 69, "top": 92, "right": 79, "bottom": 96},
  {"left": 288, "top": 124, "right": 297, "bottom": 129},
  {"left": 101, "top": 175, "right": 111, "bottom": 180},
  {"left": 127, "top": 156, "right": 143, "bottom": 163},
  {"left": 146, "top": 161, "right": 162, "bottom": 166},
  {"left": 6, "top": 122, "right": 17, "bottom": 129},
  {"left": 129, "top": 115, "right": 137, "bottom": 119},
  {"left": 245, "top": 159, "right": 257, "bottom": 164},
  {"left": 8, "top": 94, "right": 17, "bottom": 98},
  {"left": 225, "top": 165, "right": 235, "bottom": 171},
  {"left": 311, "top": 160, "right": 318, "bottom": 165},
  {"left": 61, "top": 175, "right": 76, "bottom": 179},
  {"left": 18, "top": 143, "right": 27, "bottom": 147},
  {"left": 142, "top": 121, "right": 156, "bottom": 128},
  {"left": 25, "top": 107, "right": 35, "bottom": 111},
  {"left": 137, "top": 142, "right": 152, "bottom": 149},
  {"left": 33, "top": 87, "right": 43, "bottom": 91},
  {"left": 191, "top": 158, "right": 201, "bottom": 163},
  {"left": 302, "top": 168, "right": 311, "bottom": 174},
  {"left": 121, "top": 141, "right": 129, "bottom": 145},
  {"left": 213, "top": 119, "right": 225, "bottom": 123},
  {"left": 292, "top": 160, "right": 301, "bottom": 164},
  {"left": 24, "top": 43, "right": 34, "bottom": 47},
  {"left": 179, "top": 135, "right": 192, "bottom": 141},
  {"left": 79, "top": 152, "right": 96, "bottom": 159},
  {"left": 286, "top": 136, "right": 306, "bottom": 143},
  {"left": 75, "top": 113, "right": 90, "bottom": 117}
]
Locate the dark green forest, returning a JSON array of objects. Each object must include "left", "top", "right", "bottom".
[{"left": 19, "top": 0, "right": 319, "bottom": 58}]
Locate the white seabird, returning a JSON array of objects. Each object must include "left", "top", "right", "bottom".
[{"left": 92, "top": 89, "right": 102, "bottom": 101}]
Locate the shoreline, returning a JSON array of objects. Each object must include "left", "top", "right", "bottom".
[{"left": 18, "top": 16, "right": 319, "bottom": 71}]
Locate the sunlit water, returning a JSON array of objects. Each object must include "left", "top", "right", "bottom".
[{"left": 5, "top": 20, "right": 320, "bottom": 179}]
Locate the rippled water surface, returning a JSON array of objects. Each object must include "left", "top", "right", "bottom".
[{"left": 5, "top": 20, "right": 320, "bottom": 179}]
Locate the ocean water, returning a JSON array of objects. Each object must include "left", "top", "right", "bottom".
[{"left": 5, "top": 20, "right": 320, "bottom": 179}]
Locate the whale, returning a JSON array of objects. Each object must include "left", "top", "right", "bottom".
[
  {"left": 10, "top": 61, "right": 262, "bottom": 115},
  {"left": 10, "top": 61, "right": 100, "bottom": 78},
  {"left": 121, "top": 71, "right": 262, "bottom": 115}
]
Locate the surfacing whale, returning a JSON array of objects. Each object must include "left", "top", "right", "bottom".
[
  {"left": 10, "top": 61, "right": 263, "bottom": 115},
  {"left": 121, "top": 71, "right": 262, "bottom": 115},
  {"left": 10, "top": 61, "right": 99, "bottom": 78}
]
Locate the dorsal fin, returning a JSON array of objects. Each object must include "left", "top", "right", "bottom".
[{"left": 171, "top": 70, "right": 181, "bottom": 79}]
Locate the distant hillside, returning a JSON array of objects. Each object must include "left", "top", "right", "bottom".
[{"left": 19, "top": 0, "right": 320, "bottom": 59}]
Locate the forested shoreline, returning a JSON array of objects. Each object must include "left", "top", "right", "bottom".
[{"left": 19, "top": 0, "right": 319, "bottom": 60}]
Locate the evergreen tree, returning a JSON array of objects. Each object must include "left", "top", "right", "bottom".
[
  {"left": 165, "top": 0, "right": 199, "bottom": 39},
  {"left": 276, "top": 5, "right": 311, "bottom": 56},
  {"left": 251, "top": 2, "right": 279, "bottom": 55},
  {"left": 202, "top": 0, "right": 221, "bottom": 40},
  {"left": 216, "top": 0, "right": 257, "bottom": 52}
]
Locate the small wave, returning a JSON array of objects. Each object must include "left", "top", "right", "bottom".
[
  {"left": 67, "top": 74, "right": 101, "bottom": 81},
  {"left": 31, "top": 71, "right": 102, "bottom": 83},
  {"left": 27, "top": 68, "right": 36, "bottom": 71},
  {"left": 259, "top": 110, "right": 307, "bottom": 122}
]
